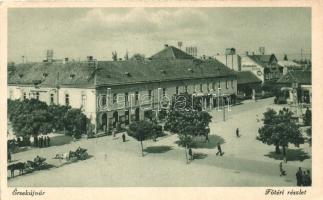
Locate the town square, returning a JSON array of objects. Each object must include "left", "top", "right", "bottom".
[{"left": 6, "top": 7, "right": 312, "bottom": 187}]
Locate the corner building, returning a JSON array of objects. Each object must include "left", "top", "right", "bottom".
[{"left": 8, "top": 45, "right": 237, "bottom": 134}]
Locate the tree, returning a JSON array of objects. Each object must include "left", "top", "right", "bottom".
[
  {"left": 164, "top": 94, "right": 212, "bottom": 163},
  {"left": 303, "top": 108, "right": 311, "bottom": 126},
  {"left": 9, "top": 99, "right": 53, "bottom": 140},
  {"left": 48, "top": 104, "right": 70, "bottom": 131},
  {"left": 257, "top": 108, "right": 305, "bottom": 161},
  {"left": 64, "top": 108, "right": 87, "bottom": 139},
  {"left": 283, "top": 54, "right": 288, "bottom": 61},
  {"left": 130, "top": 53, "right": 145, "bottom": 61},
  {"left": 127, "top": 120, "right": 155, "bottom": 156},
  {"left": 112, "top": 51, "right": 118, "bottom": 61}
]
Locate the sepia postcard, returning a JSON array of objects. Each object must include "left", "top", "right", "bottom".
[{"left": 0, "top": 1, "right": 322, "bottom": 200}]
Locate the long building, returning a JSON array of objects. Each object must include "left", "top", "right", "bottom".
[{"left": 8, "top": 45, "right": 237, "bottom": 133}]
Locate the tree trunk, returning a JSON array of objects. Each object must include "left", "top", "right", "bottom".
[
  {"left": 140, "top": 140, "right": 144, "bottom": 157},
  {"left": 275, "top": 144, "right": 281, "bottom": 154},
  {"left": 185, "top": 145, "right": 189, "bottom": 164},
  {"left": 282, "top": 145, "right": 287, "bottom": 163}
]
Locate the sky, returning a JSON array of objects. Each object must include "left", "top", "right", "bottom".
[{"left": 8, "top": 7, "right": 311, "bottom": 63}]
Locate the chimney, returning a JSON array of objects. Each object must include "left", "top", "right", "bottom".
[
  {"left": 46, "top": 49, "right": 54, "bottom": 63},
  {"left": 164, "top": 44, "right": 169, "bottom": 48},
  {"left": 63, "top": 57, "right": 69, "bottom": 64},
  {"left": 87, "top": 56, "right": 93, "bottom": 62}
]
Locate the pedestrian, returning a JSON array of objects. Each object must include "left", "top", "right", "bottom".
[
  {"left": 7, "top": 151, "right": 11, "bottom": 162},
  {"left": 188, "top": 148, "right": 193, "bottom": 161},
  {"left": 47, "top": 136, "right": 50, "bottom": 147},
  {"left": 236, "top": 128, "right": 240, "bottom": 137},
  {"left": 34, "top": 136, "right": 38, "bottom": 147},
  {"left": 43, "top": 136, "right": 47, "bottom": 148},
  {"left": 122, "top": 133, "right": 126, "bottom": 142},
  {"left": 305, "top": 170, "right": 312, "bottom": 186},
  {"left": 296, "top": 167, "right": 303, "bottom": 186},
  {"left": 302, "top": 171, "right": 308, "bottom": 186},
  {"left": 279, "top": 162, "right": 286, "bottom": 176},
  {"left": 39, "top": 136, "right": 43, "bottom": 148},
  {"left": 205, "top": 134, "right": 210, "bottom": 143},
  {"left": 216, "top": 143, "right": 223, "bottom": 156}
]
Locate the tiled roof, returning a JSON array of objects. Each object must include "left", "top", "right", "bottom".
[
  {"left": 8, "top": 62, "right": 96, "bottom": 88},
  {"left": 277, "top": 60, "right": 302, "bottom": 68},
  {"left": 277, "top": 70, "right": 311, "bottom": 85},
  {"left": 8, "top": 59, "right": 236, "bottom": 88},
  {"left": 247, "top": 54, "right": 276, "bottom": 68},
  {"left": 236, "top": 71, "right": 262, "bottom": 85},
  {"left": 96, "top": 59, "right": 236, "bottom": 86},
  {"left": 150, "top": 45, "right": 194, "bottom": 60}
]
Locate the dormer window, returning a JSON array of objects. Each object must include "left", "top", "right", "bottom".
[
  {"left": 188, "top": 68, "right": 193, "bottom": 72},
  {"left": 18, "top": 73, "right": 23, "bottom": 78},
  {"left": 124, "top": 72, "right": 131, "bottom": 77},
  {"left": 69, "top": 74, "right": 75, "bottom": 79},
  {"left": 43, "top": 73, "right": 48, "bottom": 78},
  {"left": 160, "top": 69, "right": 166, "bottom": 74}
]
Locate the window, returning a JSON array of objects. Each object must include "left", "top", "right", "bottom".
[
  {"left": 200, "top": 84, "right": 203, "bottom": 92},
  {"left": 225, "top": 81, "right": 228, "bottom": 89},
  {"left": 125, "top": 92, "right": 128, "bottom": 106},
  {"left": 135, "top": 91, "right": 139, "bottom": 103},
  {"left": 65, "top": 94, "right": 69, "bottom": 106},
  {"left": 148, "top": 90, "right": 152, "bottom": 100},
  {"left": 218, "top": 81, "right": 221, "bottom": 89},
  {"left": 101, "top": 95, "right": 107, "bottom": 106},
  {"left": 207, "top": 83, "right": 210, "bottom": 91},
  {"left": 212, "top": 82, "right": 215, "bottom": 90},
  {"left": 23, "top": 92, "right": 26, "bottom": 100},
  {"left": 36, "top": 92, "right": 40, "bottom": 100},
  {"left": 81, "top": 95, "right": 87, "bottom": 108},
  {"left": 162, "top": 88, "right": 166, "bottom": 97},
  {"left": 176, "top": 86, "right": 179, "bottom": 95},
  {"left": 185, "top": 85, "right": 188, "bottom": 93},
  {"left": 50, "top": 94, "right": 54, "bottom": 104},
  {"left": 113, "top": 93, "right": 117, "bottom": 103},
  {"left": 231, "top": 80, "right": 234, "bottom": 88}
]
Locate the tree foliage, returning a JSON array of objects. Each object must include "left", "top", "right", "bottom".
[
  {"left": 130, "top": 53, "right": 145, "bottom": 61},
  {"left": 257, "top": 108, "right": 305, "bottom": 156},
  {"left": 8, "top": 99, "right": 88, "bottom": 139},
  {"left": 303, "top": 108, "right": 311, "bottom": 126},
  {"left": 128, "top": 120, "right": 162, "bottom": 156},
  {"left": 64, "top": 108, "right": 87, "bottom": 138}
]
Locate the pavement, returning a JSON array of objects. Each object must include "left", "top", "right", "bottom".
[{"left": 7, "top": 97, "right": 311, "bottom": 187}]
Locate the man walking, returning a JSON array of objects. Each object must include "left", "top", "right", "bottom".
[
  {"left": 188, "top": 148, "right": 193, "bottom": 161},
  {"left": 279, "top": 162, "right": 286, "bottom": 176},
  {"left": 47, "top": 136, "right": 50, "bottom": 147},
  {"left": 296, "top": 167, "right": 303, "bottom": 186},
  {"left": 122, "top": 133, "right": 126, "bottom": 142},
  {"left": 236, "top": 128, "right": 240, "bottom": 137},
  {"left": 216, "top": 143, "right": 223, "bottom": 156},
  {"left": 305, "top": 170, "right": 312, "bottom": 186}
]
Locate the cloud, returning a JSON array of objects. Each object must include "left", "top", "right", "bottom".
[{"left": 77, "top": 8, "right": 209, "bottom": 40}]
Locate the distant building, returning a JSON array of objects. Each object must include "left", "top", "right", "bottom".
[
  {"left": 236, "top": 71, "right": 262, "bottom": 99},
  {"left": 185, "top": 46, "right": 198, "bottom": 58},
  {"left": 277, "top": 60, "right": 302, "bottom": 75},
  {"left": 277, "top": 70, "right": 311, "bottom": 103},
  {"left": 240, "top": 53, "right": 282, "bottom": 84},
  {"left": 8, "top": 45, "right": 237, "bottom": 134}
]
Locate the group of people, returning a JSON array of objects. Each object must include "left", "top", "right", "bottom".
[
  {"left": 296, "top": 167, "right": 312, "bottom": 186},
  {"left": 34, "top": 135, "right": 50, "bottom": 148}
]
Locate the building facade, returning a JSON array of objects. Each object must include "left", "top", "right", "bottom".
[{"left": 8, "top": 45, "right": 237, "bottom": 134}]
